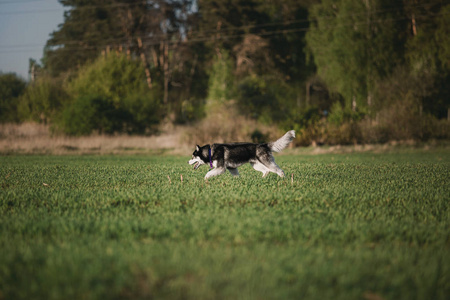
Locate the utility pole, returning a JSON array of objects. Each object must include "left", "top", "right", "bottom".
[{"left": 30, "top": 62, "right": 35, "bottom": 83}]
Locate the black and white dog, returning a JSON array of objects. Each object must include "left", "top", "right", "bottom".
[{"left": 188, "top": 130, "right": 295, "bottom": 179}]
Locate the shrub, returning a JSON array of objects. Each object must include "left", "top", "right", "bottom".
[
  {"left": 236, "top": 76, "right": 273, "bottom": 121},
  {"left": 236, "top": 75, "right": 296, "bottom": 124},
  {"left": 58, "top": 94, "right": 128, "bottom": 136},
  {"left": 206, "top": 50, "right": 235, "bottom": 109},
  {"left": 58, "top": 54, "right": 162, "bottom": 135},
  {"left": 279, "top": 105, "right": 323, "bottom": 146},
  {"left": 328, "top": 101, "right": 365, "bottom": 125},
  {"left": 0, "top": 73, "right": 26, "bottom": 123},
  {"left": 121, "top": 89, "right": 162, "bottom": 134},
  {"left": 182, "top": 103, "right": 280, "bottom": 146},
  {"left": 17, "top": 77, "right": 67, "bottom": 124},
  {"left": 359, "top": 98, "right": 450, "bottom": 143}
]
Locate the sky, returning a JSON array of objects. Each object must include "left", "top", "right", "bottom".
[{"left": 0, "top": 0, "right": 65, "bottom": 80}]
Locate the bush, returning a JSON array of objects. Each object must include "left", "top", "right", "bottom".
[
  {"left": 0, "top": 73, "right": 26, "bottom": 123},
  {"left": 59, "top": 94, "right": 128, "bottom": 136},
  {"left": 17, "top": 77, "right": 67, "bottom": 124},
  {"left": 206, "top": 50, "right": 235, "bottom": 109},
  {"left": 359, "top": 98, "right": 450, "bottom": 143},
  {"left": 279, "top": 105, "right": 323, "bottom": 146},
  {"left": 59, "top": 91, "right": 162, "bottom": 136},
  {"left": 328, "top": 101, "right": 365, "bottom": 125},
  {"left": 183, "top": 103, "right": 280, "bottom": 146},
  {"left": 326, "top": 122, "right": 362, "bottom": 145},
  {"left": 236, "top": 75, "right": 296, "bottom": 124},
  {"left": 121, "top": 89, "right": 162, "bottom": 134},
  {"left": 236, "top": 76, "right": 273, "bottom": 121},
  {"left": 58, "top": 54, "right": 162, "bottom": 135}
]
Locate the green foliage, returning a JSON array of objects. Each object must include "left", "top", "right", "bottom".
[
  {"left": 250, "top": 128, "right": 269, "bottom": 143},
  {"left": 9, "top": 0, "right": 447, "bottom": 144},
  {"left": 122, "top": 90, "right": 162, "bottom": 133},
  {"left": 328, "top": 102, "right": 365, "bottom": 125},
  {"left": 282, "top": 105, "right": 325, "bottom": 146},
  {"left": 67, "top": 54, "right": 150, "bottom": 104},
  {"left": 179, "top": 97, "right": 206, "bottom": 123},
  {"left": 206, "top": 50, "right": 235, "bottom": 109},
  {"left": 236, "top": 75, "right": 272, "bottom": 120},
  {"left": 434, "top": 5, "right": 450, "bottom": 70},
  {"left": 406, "top": 3, "right": 450, "bottom": 74},
  {"left": 236, "top": 75, "right": 296, "bottom": 124},
  {"left": 58, "top": 54, "right": 162, "bottom": 135},
  {"left": 44, "top": 0, "right": 195, "bottom": 75},
  {"left": 0, "top": 153, "right": 449, "bottom": 299},
  {"left": 59, "top": 94, "right": 128, "bottom": 136},
  {"left": 294, "top": 106, "right": 322, "bottom": 129},
  {"left": 306, "top": 0, "right": 405, "bottom": 109},
  {"left": 0, "top": 73, "right": 26, "bottom": 123},
  {"left": 198, "top": 0, "right": 312, "bottom": 81},
  {"left": 405, "top": 3, "right": 450, "bottom": 118},
  {"left": 17, "top": 77, "right": 68, "bottom": 123}
]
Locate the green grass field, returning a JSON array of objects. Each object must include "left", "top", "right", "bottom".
[{"left": 0, "top": 150, "right": 449, "bottom": 300}]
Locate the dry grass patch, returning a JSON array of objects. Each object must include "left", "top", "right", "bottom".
[{"left": 0, "top": 123, "right": 188, "bottom": 155}]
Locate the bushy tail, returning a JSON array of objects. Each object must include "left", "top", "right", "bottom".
[{"left": 269, "top": 130, "right": 295, "bottom": 152}]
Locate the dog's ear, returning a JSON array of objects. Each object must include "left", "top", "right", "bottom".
[{"left": 196, "top": 145, "right": 200, "bottom": 151}]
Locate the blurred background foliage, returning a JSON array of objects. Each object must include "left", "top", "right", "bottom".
[{"left": 0, "top": 0, "right": 448, "bottom": 143}]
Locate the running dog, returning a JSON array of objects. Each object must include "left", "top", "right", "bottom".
[{"left": 188, "top": 130, "right": 295, "bottom": 179}]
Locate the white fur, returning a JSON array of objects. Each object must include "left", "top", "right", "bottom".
[
  {"left": 205, "top": 167, "right": 226, "bottom": 179},
  {"left": 269, "top": 130, "right": 295, "bottom": 152},
  {"left": 189, "top": 130, "right": 295, "bottom": 179},
  {"left": 251, "top": 161, "right": 270, "bottom": 177},
  {"left": 188, "top": 156, "right": 205, "bottom": 169}
]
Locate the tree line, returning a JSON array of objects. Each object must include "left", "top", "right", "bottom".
[{"left": 1, "top": 0, "right": 449, "bottom": 143}]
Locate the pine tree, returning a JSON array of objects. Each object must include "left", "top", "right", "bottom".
[{"left": 306, "top": 0, "right": 406, "bottom": 110}]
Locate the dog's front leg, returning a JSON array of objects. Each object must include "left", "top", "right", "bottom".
[
  {"left": 205, "top": 167, "right": 226, "bottom": 179},
  {"left": 227, "top": 167, "right": 240, "bottom": 177}
]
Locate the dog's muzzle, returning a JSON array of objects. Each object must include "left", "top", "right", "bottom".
[{"left": 188, "top": 159, "right": 201, "bottom": 170}]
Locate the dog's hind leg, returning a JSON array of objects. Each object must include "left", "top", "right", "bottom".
[
  {"left": 251, "top": 161, "right": 270, "bottom": 177},
  {"left": 227, "top": 167, "right": 240, "bottom": 177},
  {"left": 258, "top": 157, "right": 285, "bottom": 178},
  {"left": 205, "top": 167, "right": 226, "bottom": 179}
]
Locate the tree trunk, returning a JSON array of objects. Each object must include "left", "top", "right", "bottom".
[
  {"left": 306, "top": 80, "right": 311, "bottom": 106},
  {"left": 185, "top": 54, "right": 198, "bottom": 99},
  {"left": 411, "top": 13, "right": 417, "bottom": 36},
  {"left": 137, "top": 37, "right": 152, "bottom": 89},
  {"left": 151, "top": 47, "right": 159, "bottom": 68},
  {"left": 161, "top": 41, "right": 169, "bottom": 105}
]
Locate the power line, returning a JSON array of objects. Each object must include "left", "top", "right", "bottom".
[
  {"left": 0, "top": 8, "right": 61, "bottom": 15},
  {"left": 0, "top": 0, "right": 171, "bottom": 14},
  {"left": 0, "top": 3, "right": 446, "bottom": 53},
  {"left": 0, "top": 1, "right": 437, "bottom": 47},
  {"left": 1, "top": 11, "right": 445, "bottom": 54},
  {"left": 0, "top": 43, "right": 44, "bottom": 48},
  {"left": 0, "top": 0, "right": 43, "bottom": 5},
  {"left": 0, "top": 0, "right": 438, "bottom": 17}
]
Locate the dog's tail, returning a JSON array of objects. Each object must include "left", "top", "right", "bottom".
[{"left": 269, "top": 130, "right": 295, "bottom": 152}]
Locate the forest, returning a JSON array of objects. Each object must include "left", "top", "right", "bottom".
[{"left": 0, "top": 0, "right": 449, "bottom": 145}]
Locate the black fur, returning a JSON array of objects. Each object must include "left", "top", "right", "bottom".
[
  {"left": 189, "top": 130, "right": 295, "bottom": 179},
  {"left": 194, "top": 143, "right": 271, "bottom": 168}
]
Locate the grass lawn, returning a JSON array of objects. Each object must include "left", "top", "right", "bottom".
[{"left": 0, "top": 150, "right": 449, "bottom": 299}]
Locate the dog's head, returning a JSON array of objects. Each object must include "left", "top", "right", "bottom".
[{"left": 188, "top": 145, "right": 208, "bottom": 170}]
